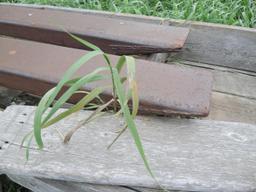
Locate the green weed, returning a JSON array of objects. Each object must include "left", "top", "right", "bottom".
[{"left": 22, "top": 34, "right": 159, "bottom": 183}]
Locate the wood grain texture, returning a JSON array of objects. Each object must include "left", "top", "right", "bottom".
[
  {"left": 207, "top": 92, "right": 256, "bottom": 124},
  {"left": 1, "top": 105, "right": 256, "bottom": 192},
  {"left": 169, "top": 22, "right": 256, "bottom": 73}
]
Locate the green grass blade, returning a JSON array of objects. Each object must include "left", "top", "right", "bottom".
[
  {"left": 116, "top": 56, "right": 126, "bottom": 73},
  {"left": 44, "top": 50, "right": 103, "bottom": 113},
  {"left": 125, "top": 56, "right": 136, "bottom": 81},
  {"left": 34, "top": 87, "right": 56, "bottom": 148},
  {"left": 74, "top": 90, "right": 104, "bottom": 105},
  {"left": 112, "top": 68, "right": 154, "bottom": 178},
  {"left": 68, "top": 33, "right": 101, "bottom": 51},
  {"left": 102, "top": 53, "right": 118, "bottom": 111},
  {"left": 42, "top": 87, "right": 104, "bottom": 128},
  {"left": 34, "top": 52, "right": 102, "bottom": 147},
  {"left": 125, "top": 56, "right": 138, "bottom": 117},
  {"left": 32, "top": 77, "right": 83, "bottom": 148},
  {"left": 42, "top": 67, "right": 109, "bottom": 124},
  {"left": 21, "top": 131, "right": 33, "bottom": 149},
  {"left": 25, "top": 133, "right": 34, "bottom": 161},
  {"left": 65, "top": 77, "right": 83, "bottom": 86},
  {"left": 131, "top": 80, "right": 139, "bottom": 117},
  {"left": 121, "top": 77, "right": 127, "bottom": 83}
]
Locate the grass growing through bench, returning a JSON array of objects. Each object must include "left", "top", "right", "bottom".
[
  {"left": 1, "top": 0, "right": 256, "bottom": 27},
  {"left": 22, "top": 34, "right": 159, "bottom": 183}
]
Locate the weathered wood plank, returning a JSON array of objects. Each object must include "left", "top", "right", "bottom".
[
  {"left": 207, "top": 92, "right": 256, "bottom": 124},
  {"left": 0, "top": 37, "right": 213, "bottom": 116},
  {"left": 1, "top": 105, "right": 256, "bottom": 192},
  {"left": 0, "top": 5, "right": 189, "bottom": 55},
  {"left": 203, "top": 68, "right": 256, "bottom": 100},
  {"left": 169, "top": 23, "right": 256, "bottom": 73}
]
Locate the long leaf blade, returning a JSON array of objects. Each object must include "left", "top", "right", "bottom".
[
  {"left": 68, "top": 32, "right": 101, "bottom": 51},
  {"left": 43, "top": 67, "right": 109, "bottom": 124},
  {"left": 42, "top": 87, "right": 104, "bottom": 128},
  {"left": 34, "top": 87, "right": 56, "bottom": 148},
  {"left": 112, "top": 68, "right": 154, "bottom": 178}
]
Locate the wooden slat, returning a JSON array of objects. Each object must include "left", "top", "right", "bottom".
[
  {"left": 1, "top": 105, "right": 256, "bottom": 192},
  {"left": 0, "top": 37, "right": 213, "bottom": 117},
  {"left": 169, "top": 23, "right": 256, "bottom": 73},
  {"left": 1, "top": 3, "right": 255, "bottom": 72},
  {"left": 208, "top": 92, "right": 256, "bottom": 124},
  {"left": 165, "top": 61, "right": 256, "bottom": 124},
  {"left": 0, "top": 4, "right": 189, "bottom": 55}
]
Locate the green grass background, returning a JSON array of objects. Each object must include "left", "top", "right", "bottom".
[{"left": 1, "top": 0, "right": 256, "bottom": 28}]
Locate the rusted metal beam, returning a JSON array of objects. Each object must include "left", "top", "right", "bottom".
[
  {"left": 0, "top": 5, "right": 189, "bottom": 55},
  {"left": 0, "top": 37, "right": 213, "bottom": 116}
]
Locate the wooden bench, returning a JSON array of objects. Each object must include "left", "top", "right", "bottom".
[
  {"left": 0, "top": 4, "right": 189, "bottom": 55},
  {"left": 0, "top": 3, "right": 256, "bottom": 192}
]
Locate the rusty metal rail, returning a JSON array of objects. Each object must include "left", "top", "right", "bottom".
[
  {"left": 0, "top": 37, "right": 212, "bottom": 116},
  {"left": 0, "top": 5, "right": 189, "bottom": 55}
]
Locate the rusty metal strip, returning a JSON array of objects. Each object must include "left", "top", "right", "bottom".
[
  {"left": 0, "top": 5, "right": 189, "bottom": 55},
  {"left": 0, "top": 37, "right": 213, "bottom": 116}
]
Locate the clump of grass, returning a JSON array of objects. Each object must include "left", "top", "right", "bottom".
[
  {"left": 22, "top": 34, "right": 157, "bottom": 181},
  {"left": 1, "top": 0, "right": 256, "bottom": 27}
]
